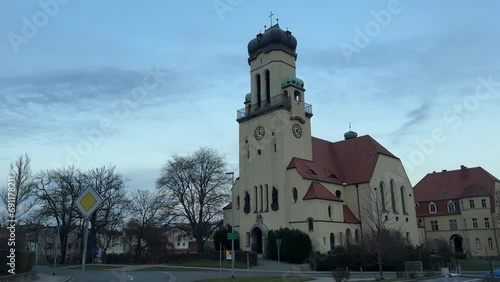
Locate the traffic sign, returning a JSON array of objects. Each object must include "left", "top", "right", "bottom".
[
  {"left": 76, "top": 187, "right": 103, "bottom": 217},
  {"left": 227, "top": 232, "right": 239, "bottom": 240}
]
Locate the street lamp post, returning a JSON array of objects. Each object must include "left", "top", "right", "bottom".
[{"left": 225, "top": 172, "right": 235, "bottom": 278}]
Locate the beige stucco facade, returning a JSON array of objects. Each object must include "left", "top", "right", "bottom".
[
  {"left": 415, "top": 168, "right": 500, "bottom": 258},
  {"left": 223, "top": 24, "right": 420, "bottom": 256}
]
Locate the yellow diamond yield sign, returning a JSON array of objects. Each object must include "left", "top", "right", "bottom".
[
  {"left": 80, "top": 193, "right": 97, "bottom": 212},
  {"left": 76, "top": 187, "right": 103, "bottom": 217}
]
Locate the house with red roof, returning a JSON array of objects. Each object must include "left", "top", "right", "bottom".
[
  {"left": 414, "top": 166, "right": 500, "bottom": 257},
  {"left": 222, "top": 22, "right": 419, "bottom": 256}
]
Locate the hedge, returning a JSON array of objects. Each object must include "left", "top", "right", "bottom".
[{"left": 266, "top": 228, "right": 312, "bottom": 264}]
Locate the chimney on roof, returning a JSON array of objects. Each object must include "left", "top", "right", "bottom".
[
  {"left": 433, "top": 171, "right": 436, "bottom": 173},
  {"left": 461, "top": 165, "right": 468, "bottom": 180},
  {"left": 442, "top": 169, "right": 447, "bottom": 172}
]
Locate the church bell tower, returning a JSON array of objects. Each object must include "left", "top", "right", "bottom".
[{"left": 234, "top": 19, "right": 313, "bottom": 254}]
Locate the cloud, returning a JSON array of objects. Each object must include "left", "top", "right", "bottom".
[{"left": 0, "top": 66, "right": 195, "bottom": 145}]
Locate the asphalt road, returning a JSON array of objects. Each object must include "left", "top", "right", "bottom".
[
  {"left": 38, "top": 265, "right": 485, "bottom": 282},
  {"left": 38, "top": 266, "right": 328, "bottom": 282}
]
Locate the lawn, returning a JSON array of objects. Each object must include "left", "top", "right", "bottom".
[
  {"left": 135, "top": 266, "right": 210, "bottom": 272},
  {"left": 458, "top": 259, "right": 498, "bottom": 271},
  {"left": 173, "top": 260, "right": 251, "bottom": 269},
  {"left": 135, "top": 261, "right": 251, "bottom": 271},
  {"left": 65, "top": 264, "right": 123, "bottom": 270},
  {"left": 193, "top": 277, "right": 313, "bottom": 282}
]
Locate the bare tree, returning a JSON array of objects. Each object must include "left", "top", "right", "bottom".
[
  {"left": 1, "top": 153, "right": 36, "bottom": 223},
  {"left": 84, "top": 165, "right": 129, "bottom": 263},
  {"left": 156, "top": 147, "right": 231, "bottom": 253},
  {"left": 34, "top": 167, "right": 87, "bottom": 264},
  {"left": 125, "top": 189, "right": 170, "bottom": 259},
  {"left": 360, "top": 185, "right": 396, "bottom": 279}
]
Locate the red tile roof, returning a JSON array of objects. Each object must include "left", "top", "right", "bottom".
[
  {"left": 288, "top": 135, "right": 397, "bottom": 185},
  {"left": 343, "top": 205, "right": 360, "bottom": 224},
  {"left": 414, "top": 166, "right": 499, "bottom": 217},
  {"left": 302, "top": 182, "right": 343, "bottom": 201},
  {"left": 414, "top": 166, "right": 499, "bottom": 202},
  {"left": 223, "top": 203, "right": 232, "bottom": 210}
]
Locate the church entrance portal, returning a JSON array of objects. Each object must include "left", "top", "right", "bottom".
[
  {"left": 451, "top": 234, "right": 463, "bottom": 253},
  {"left": 252, "top": 227, "right": 263, "bottom": 254}
]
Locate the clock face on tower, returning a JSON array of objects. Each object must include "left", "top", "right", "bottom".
[
  {"left": 254, "top": 126, "right": 265, "bottom": 140},
  {"left": 292, "top": 124, "right": 302, "bottom": 138}
]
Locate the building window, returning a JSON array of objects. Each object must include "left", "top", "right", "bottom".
[
  {"left": 260, "top": 185, "right": 263, "bottom": 212},
  {"left": 464, "top": 218, "right": 467, "bottom": 228},
  {"left": 429, "top": 202, "right": 437, "bottom": 214},
  {"left": 485, "top": 217, "right": 490, "bottom": 228},
  {"left": 406, "top": 232, "right": 411, "bottom": 243},
  {"left": 482, "top": 199, "right": 487, "bottom": 208},
  {"left": 265, "top": 185, "right": 269, "bottom": 211},
  {"left": 355, "top": 229, "right": 360, "bottom": 243},
  {"left": 237, "top": 196, "right": 240, "bottom": 210},
  {"left": 265, "top": 70, "right": 270, "bottom": 104},
  {"left": 292, "top": 188, "right": 298, "bottom": 203},
  {"left": 489, "top": 238, "right": 494, "bottom": 250},
  {"left": 254, "top": 186, "right": 258, "bottom": 212},
  {"left": 476, "top": 238, "right": 481, "bottom": 250},
  {"left": 335, "top": 190, "right": 342, "bottom": 198},
  {"left": 449, "top": 219, "right": 458, "bottom": 230},
  {"left": 472, "top": 218, "right": 478, "bottom": 229},
  {"left": 469, "top": 200, "right": 475, "bottom": 209},
  {"left": 328, "top": 205, "right": 332, "bottom": 220},
  {"left": 274, "top": 143, "right": 277, "bottom": 153},
  {"left": 330, "top": 233, "right": 335, "bottom": 250},
  {"left": 246, "top": 232, "right": 250, "bottom": 247},
  {"left": 390, "top": 180, "right": 397, "bottom": 213},
  {"left": 380, "top": 181, "right": 387, "bottom": 211},
  {"left": 400, "top": 186, "right": 407, "bottom": 214},
  {"left": 431, "top": 220, "right": 439, "bottom": 231},
  {"left": 307, "top": 218, "right": 314, "bottom": 232},
  {"left": 447, "top": 201, "right": 456, "bottom": 212},
  {"left": 256, "top": 74, "right": 261, "bottom": 108}
]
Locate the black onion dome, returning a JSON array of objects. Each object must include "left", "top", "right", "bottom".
[{"left": 247, "top": 24, "right": 297, "bottom": 62}]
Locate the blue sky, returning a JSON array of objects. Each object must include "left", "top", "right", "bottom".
[{"left": 1, "top": 0, "right": 499, "bottom": 191}]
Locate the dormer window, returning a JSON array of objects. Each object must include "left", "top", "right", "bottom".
[
  {"left": 429, "top": 202, "right": 437, "bottom": 214},
  {"left": 447, "top": 200, "right": 456, "bottom": 212},
  {"left": 307, "top": 169, "right": 316, "bottom": 175}
]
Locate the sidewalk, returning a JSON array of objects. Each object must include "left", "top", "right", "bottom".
[{"left": 35, "top": 273, "right": 71, "bottom": 282}]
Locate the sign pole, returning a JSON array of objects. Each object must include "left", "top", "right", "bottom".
[{"left": 82, "top": 218, "right": 89, "bottom": 271}]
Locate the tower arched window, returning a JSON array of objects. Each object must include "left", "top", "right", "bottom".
[
  {"left": 355, "top": 229, "right": 360, "bottom": 243},
  {"left": 237, "top": 196, "right": 240, "bottom": 210},
  {"left": 400, "top": 186, "right": 407, "bottom": 214},
  {"left": 254, "top": 186, "right": 258, "bottom": 212},
  {"left": 328, "top": 205, "right": 332, "bottom": 220},
  {"left": 255, "top": 74, "right": 261, "bottom": 108},
  {"left": 447, "top": 200, "right": 456, "bottom": 212},
  {"left": 294, "top": 90, "right": 301, "bottom": 102},
  {"left": 265, "top": 184, "right": 269, "bottom": 211},
  {"left": 260, "top": 185, "right": 263, "bottom": 212},
  {"left": 264, "top": 70, "right": 270, "bottom": 104},
  {"left": 292, "top": 188, "right": 298, "bottom": 203},
  {"left": 380, "top": 181, "right": 387, "bottom": 211},
  {"left": 429, "top": 202, "right": 437, "bottom": 214},
  {"left": 390, "top": 180, "right": 397, "bottom": 213},
  {"left": 307, "top": 218, "right": 314, "bottom": 232}
]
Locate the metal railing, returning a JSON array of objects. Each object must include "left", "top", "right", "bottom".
[{"left": 237, "top": 94, "right": 312, "bottom": 120}]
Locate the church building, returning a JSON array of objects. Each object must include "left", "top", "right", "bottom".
[{"left": 223, "top": 22, "right": 419, "bottom": 255}]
